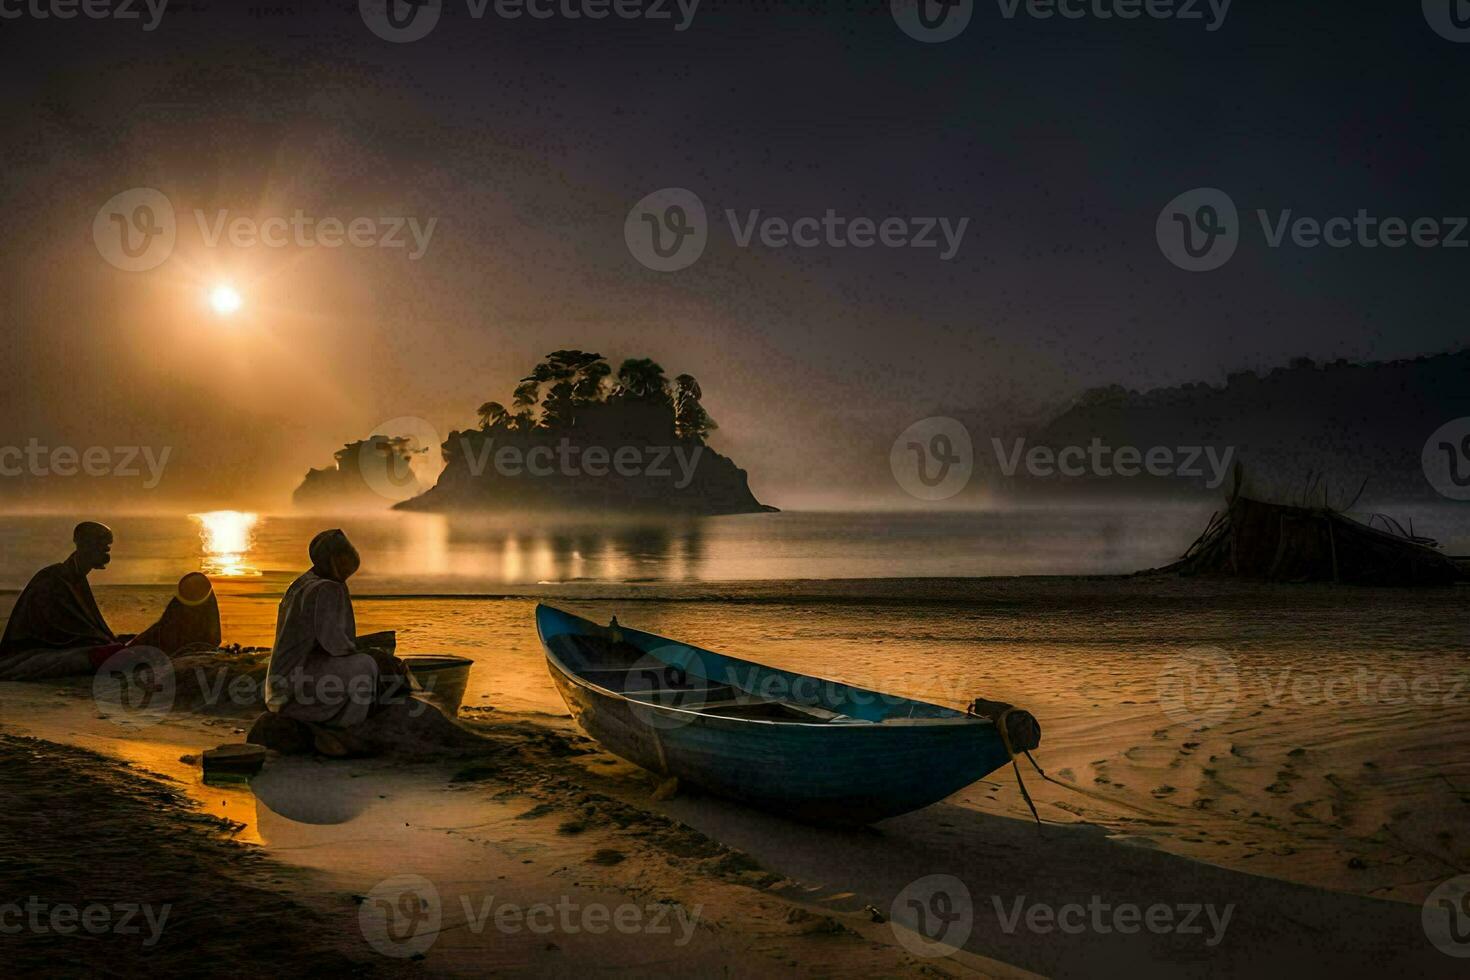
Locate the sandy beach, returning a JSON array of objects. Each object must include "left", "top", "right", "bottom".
[{"left": 3, "top": 574, "right": 1466, "bottom": 976}]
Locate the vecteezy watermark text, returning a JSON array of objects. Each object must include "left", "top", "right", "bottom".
[
  {"left": 891, "top": 0, "right": 1231, "bottom": 43},
  {"left": 1158, "top": 188, "right": 1470, "bottom": 272},
  {"left": 992, "top": 895, "right": 1234, "bottom": 946},
  {"left": 455, "top": 437, "right": 704, "bottom": 489},
  {"left": 0, "top": 898, "right": 171, "bottom": 946},
  {"left": 358, "top": 874, "right": 701, "bottom": 958},
  {"left": 359, "top": 0, "right": 699, "bottom": 43},
  {"left": 0, "top": 441, "right": 170, "bottom": 488},
  {"left": 625, "top": 188, "right": 968, "bottom": 271},
  {"left": 889, "top": 417, "right": 1235, "bottom": 501},
  {"left": 0, "top": 0, "right": 168, "bottom": 30},
  {"left": 1158, "top": 648, "right": 1470, "bottom": 729},
  {"left": 93, "top": 188, "right": 438, "bottom": 272},
  {"left": 991, "top": 437, "right": 1234, "bottom": 488}
]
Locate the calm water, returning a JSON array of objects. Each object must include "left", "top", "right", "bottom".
[
  {"left": 3, "top": 503, "right": 1467, "bottom": 593},
  {"left": 0, "top": 506, "right": 1240, "bottom": 593}
]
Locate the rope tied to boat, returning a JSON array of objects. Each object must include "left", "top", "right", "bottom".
[
  {"left": 968, "top": 699, "right": 1043, "bottom": 827},
  {"left": 968, "top": 698, "right": 1165, "bottom": 824}
]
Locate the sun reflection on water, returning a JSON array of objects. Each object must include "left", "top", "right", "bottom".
[{"left": 189, "top": 510, "right": 261, "bottom": 577}]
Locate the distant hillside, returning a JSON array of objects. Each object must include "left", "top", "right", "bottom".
[{"left": 1015, "top": 350, "right": 1470, "bottom": 502}]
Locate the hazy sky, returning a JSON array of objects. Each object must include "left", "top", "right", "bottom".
[{"left": 1, "top": 2, "right": 1465, "bottom": 510}]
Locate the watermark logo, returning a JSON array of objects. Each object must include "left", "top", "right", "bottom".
[
  {"left": 92, "top": 646, "right": 174, "bottom": 730},
  {"left": 1156, "top": 647, "right": 1238, "bottom": 728},
  {"left": 891, "top": 420, "right": 1233, "bottom": 499},
  {"left": 1424, "top": 0, "right": 1470, "bottom": 42},
  {"left": 890, "top": 874, "right": 973, "bottom": 957},
  {"left": 360, "top": 874, "right": 442, "bottom": 958},
  {"left": 623, "top": 645, "right": 713, "bottom": 730},
  {"left": 1422, "top": 418, "right": 1470, "bottom": 501},
  {"left": 94, "top": 189, "right": 438, "bottom": 269},
  {"left": 891, "top": 0, "right": 973, "bottom": 43},
  {"left": 1157, "top": 187, "right": 1238, "bottom": 272},
  {"left": 625, "top": 187, "right": 707, "bottom": 272},
  {"left": 360, "top": 0, "right": 442, "bottom": 42},
  {"left": 1159, "top": 188, "right": 1470, "bottom": 271},
  {"left": 360, "top": 416, "right": 443, "bottom": 502},
  {"left": 891, "top": 417, "right": 974, "bottom": 501},
  {"left": 1425, "top": 875, "right": 1470, "bottom": 956},
  {"left": 358, "top": 875, "right": 702, "bottom": 957},
  {"left": 94, "top": 188, "right": 176, "bottom": 272}
]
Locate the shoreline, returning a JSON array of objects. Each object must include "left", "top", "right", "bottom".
[
  {"left": 0, "top": 704, "right": 1023, "bottom": 977},
  {"left": 0, "top": 684, "right": 1460, "bottom": 977},
  {"left": 0, "top": 732, "right": 383, "bottom": 977},
  {"left": 3, "top": 573, "right": 1468, "bottom": 974}
]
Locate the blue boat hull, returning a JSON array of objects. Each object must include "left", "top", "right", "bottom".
[{"left": 537, "top": 605, "right": 1020, "bottom": 824}]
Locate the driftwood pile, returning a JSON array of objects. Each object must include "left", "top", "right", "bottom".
[{"left": 1158, "top": 467, "right": 1467, "bottom": 586}]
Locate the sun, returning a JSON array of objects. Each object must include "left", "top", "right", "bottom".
[{"left": 209, "top": 283, "right": 243, "bottom": 316}]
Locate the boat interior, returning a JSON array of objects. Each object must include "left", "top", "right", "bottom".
[{"left": 547, "top": 631, "right": 955, "bottom": 725}]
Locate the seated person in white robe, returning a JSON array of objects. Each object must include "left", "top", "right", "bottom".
[{"left": 265, "top": 529, "right": 404, "bottom": 734}]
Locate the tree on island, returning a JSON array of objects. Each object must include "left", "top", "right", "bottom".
[{"left": 470, "top": 350, "right": 717, "bottom": 442}]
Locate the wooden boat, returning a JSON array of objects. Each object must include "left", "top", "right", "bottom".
[{"left": 536, "top": 604, "right": 1040, "bottom": 824}]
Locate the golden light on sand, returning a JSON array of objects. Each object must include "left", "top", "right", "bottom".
[
  {"left": 209, "top": 283, "right": 243, "bottom": 316},
  {"left": 190, "top": 510, "right": 260, "bottom": 577}
]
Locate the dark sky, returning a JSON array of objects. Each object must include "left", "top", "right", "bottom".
[{"left": 0, "top": 1, "right": 1465, "bottom": 508}]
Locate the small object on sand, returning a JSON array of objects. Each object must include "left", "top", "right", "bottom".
[
  {"left": 862, "top": 904, "right": 886, "bottom": 923},
  {"left": 202, "top": 743, "right": 267, "bottom": 783},
  {"left": 246, "top": 711, "right": 313, "bottom": 756},
  {"left": 651, "top": 776, "right": 679, "bottom": 801},
  {"left": 402, "top": 654, "right": 474, "bottom": 714}
]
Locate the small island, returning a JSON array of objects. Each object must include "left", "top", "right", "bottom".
[
  {"left": 295, "top": 350, "right": 774, "bottom": 516},
  {"left": 292, "top": 435, "right": 425, "bottom": 510}
]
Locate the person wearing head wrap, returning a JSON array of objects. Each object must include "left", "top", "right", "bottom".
[
  {"left": 129, "top": 572, "right": 222, "bottom": 655},
  {"left": 265, "top": 529, "right": 401, "bottom": 737}
]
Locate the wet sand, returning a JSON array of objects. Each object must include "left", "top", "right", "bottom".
[
  {"left": 2, "top": 574, "right": 1467, "bottom": 975},
  {"left": 0, "top": 732, "right": 380, "bottom": 977}
]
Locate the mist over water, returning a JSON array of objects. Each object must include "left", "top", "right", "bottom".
[{"left": 0, "top": 505, "right": 1256, "bottom": 592}]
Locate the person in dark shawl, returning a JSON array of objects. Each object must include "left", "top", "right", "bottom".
[
  {"left": 0, "top": 522, "right": 223, "bottom": 680},
  {"left": 0, "top": 522, "right": 125, "bottom": 679}
]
